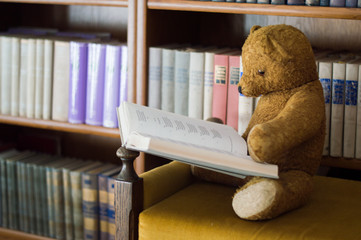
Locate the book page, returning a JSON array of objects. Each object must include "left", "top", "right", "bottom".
[{"left": 120, "top": 102, "right": 248, "bottom": 158}]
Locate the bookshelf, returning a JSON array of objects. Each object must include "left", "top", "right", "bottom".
[{"left": 135, "top": 0, "right": 361, "bottom": 173}]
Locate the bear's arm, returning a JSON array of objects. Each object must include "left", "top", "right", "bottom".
[{"left": 247, "top": 83, "right": 325, "bottom": 163}]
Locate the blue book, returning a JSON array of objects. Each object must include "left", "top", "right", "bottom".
[
  {"left": 330, "top": 0, "right": 345, "bottom": 6},
  {"left": 346, "top": 0, "right": 357, "bottom": 6}
]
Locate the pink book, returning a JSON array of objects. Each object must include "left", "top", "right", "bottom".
[
  {"left": 212, "top": 50, "right": 240, "bottom": 124},
  {"left": 226, "top": 55, "right": 241, "bottom": 131}
]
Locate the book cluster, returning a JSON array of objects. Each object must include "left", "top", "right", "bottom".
[
  {"left": 0, "top": 147, "right": 121, "bottom": 240},
  {"left": 0, "top": 27, "right": 128, "bottom": 129},
  {"left": 197, "top": 0, "right": 361, "bottom": 7},
  {"left": 148, "top": 45, "right": 361, "bottom": 160}
]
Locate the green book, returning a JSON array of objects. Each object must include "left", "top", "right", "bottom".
[
  {"left": 6, "top": 151, "right": 36, "bottom": 230},
  {"left": 46, "top": 158, "right": 74, "bottom": 238},
  {"left": 82, "top": 163, "right": 116, "bottom": 240},
  {"left": 53, "top": 159, "right": 85, "bottom": 240},
  {"left": 0, "top": 149, "right": 19, "bottom": 228},
  {"left": 69, "top": 161, "right": 103, "bottom": 240},
  {"left": 98, "top": 167, "right": 121, "bottom": 240}
]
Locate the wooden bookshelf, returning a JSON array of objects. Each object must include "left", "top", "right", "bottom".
[
  {"left": 0, "top": 228, "right": 54, "bottom": 240},
  {"left": 0, "top": 0, "right": 128, "bottom": 7},
  {"left": 0, "top": 115, "right": 120, "bottom": 138},
  {"left": 322, "top": 156, "right": 361, "bottom": 170},
  {"left": 148, "top": 0, "right": 361, "bottom": 20}
]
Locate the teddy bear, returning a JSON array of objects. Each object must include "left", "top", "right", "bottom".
[{"left": 192, "top": 24, "right": 326, "bottom": 220}]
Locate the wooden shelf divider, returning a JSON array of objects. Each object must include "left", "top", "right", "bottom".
[
  {"left": 148, "top": 0, "right": 361, "bottom": 20},
  {"left": 0, "top": 115, "right": 120, "bottom": 138},
  {"left": 322, "top": 156, "right": 361, "bottom": 170},
  {"left": 0, "top": 0, "right": 128, "bottom": 7},
  {"left": 0, "top": 228, "right": 54, "bottom": 240}
]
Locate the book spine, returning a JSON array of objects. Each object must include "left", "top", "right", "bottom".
[
  {"left": 52, "top": 40, "right": 70, "bottom": 122},
  {"left": 46, "top": 167, "right": 55, "bottom": 238},
  {"left": 82, "top": 173, "right": 100, "bottom": 240},
  {"left": 27, "top": 163, "right": 37, "bottom": 234},
  {"left": 119, "top": 45, "right": 128, "bottom": 104},
  {"left": 212, "top": 54, "right": 229, "bottom": 124},
  {"left": 70, "top": 172, "right": 84, "bottom": 240},
  {"left": 53, "top": 169, "right": 66, "bottom": 240},
  {"left": 226, "top": 55, "right": 241, "bottom": 131},
  {"left": 203, "top": 52, "right": 215, "bottom": 120},
  {"left": 318, "top": 61, "right": 333, "bottom": 156},
  {"left": 22, "top": 161, "right": 30, "bottom": 233},
  {"left": 305, "top": 0, "right": 320, "bottom": 5},
  {"left": 0, "top": 160, "right": 2, "bottom": 227},
  {"left": 161, "top": 49, "right": 176, "bottom": 113},
  {"left": 358, "top": 0, "right": 361, "bottom": 7},
  {"left": 43, "top": 39, "right": 54, "bottom": 120},
  {"left": 85, "top": 43, "right": 106, "bottom": 126},
  {"left": 16, "top": 161, "right": 24, "bottom": 231},
  {"left": 34, "top": 164, "right": 44, "bottom": 235},
  {"left": 10, "top": 37, "right": 20, "bottom": 117},
  {"left": 0, "top": 160, "right": 7, "bottom": 228},
  {"left": 63, "top": 169, "right": 74, "bottom": 240},
  {"left": 102, "top": 44, "right": 121, "bottom": 128},
  {"left": 287, "top": 0, "right": 305, "bottom": 4},
  {"left": 320, "top": 0, "right": 330, "bottom": 5},
  {"left": 271, "top": 0, "right": 285, "bottom": 3},
  {"left": 40, "top": 166, "right": 49, "bottom": 237},
  {"left": 330, "top": 0, "right": 346, "bottom": 6},
  {"left": 107, "top": 178, "right": 116, "bottom": 240},
  {"left": 98, "top": 175, "right": 108, "bottom": 240},
  {"left": 246, "top": 0, "right": 257, "bottom": 2},
  {"left": 69, "top": 41, "right": 88, "bottom": 124},
  {"left": 355, "top": 64, "right": 361, "bottom": 159},
  {"left": 174, "top": 50, "right": 190, "bottom": 116},
  {"left": 26, "top": 38, "right": 36, "bottom": 119},
  {"left": 188, "top": 51, "right": 205, "bottom": 119},
  {"left": 148, "top": 47, "right": 162, "bottom": 109},
  {"left": 1, "top": 36, "right": 12, "bottom": 115},
  {"left": 343, "top": 63, "right": 358, "bottom": 158},
  {"left": 35, "top": 39, "right": 45, "bottom": 119},
  {"left": 345, "top": 0, "right": 357, "bottom": 6},
  {"left": 257, "top": 0, "right": 270, "bottom": 3},
  {"left": 19, "top": 39, "right": 28, "bottom": 117},
  {"left": 7, "top": 160, "right": 18, "bottom": 230},
  {"left": 330, "top": 61, "right": 346, "bottom": 157}
]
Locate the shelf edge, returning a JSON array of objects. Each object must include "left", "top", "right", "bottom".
[{"left": 0, "top": 0, "right": 128, "bottom": 7}]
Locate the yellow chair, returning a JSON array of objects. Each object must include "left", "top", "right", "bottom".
[{"left": 114, "top": 148, "right": 361, "bottom": 240}]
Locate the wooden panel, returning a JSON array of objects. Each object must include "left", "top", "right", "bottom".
[
  {"left": 148, "top": 0, "right": 361, "bottom": 20},
  {"left": 0, "top": 115, "right": 120, "bottom": 138},
  {"left": 0, "top": 228, "right": 54, "bottom": 240},
  {"left": 0, "top": 0, "right": 127, "bottom": 7},
  {"left": 322, "top": 156, "right": 361, "bottom": 170}
]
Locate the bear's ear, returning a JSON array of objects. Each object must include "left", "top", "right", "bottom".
[{"left": 250, "top": 25, "right": 262, "bottom": 34}]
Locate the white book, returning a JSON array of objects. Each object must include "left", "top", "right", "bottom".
[
  {"left": 148, "top": 47, "right": 162, "bottom": 109},
  {"left": 318, "top": 57, "right": 335, "bottom": 156},
  {"left": 174, "top": 49, "right": 192, "bottom": 116},
  {"left": 330, "top": 59, "right": 347, "bottom": 157},
  {"left": 117, "top": 101, "right": 278, "bottom": 179},
  {"left": 355, "top": 61, "right": 361, "bottom": 159},
  {"left": 10, "top": 37, "right": 21, "bottom": 117},
  {"left": 43, "top": 39, "right": 54, "bottom": 120},
  {"left": 1, "top": 35, "right": 12, "bottom": 115},
  {"left": 26, "top": 38, "right": 37, "bottom": 118},
  {"left": 52, "top": 40, "right": 70, "bottom": 122},
  {"left": 35, "top": 39, "right": 45, "bottom": 119},
  {"left": 188, "top": 51, "right": 205, "bottom": 119},
  {"left": 343, "top": 60, "right": 359, "bottom": 158},
  {"left": 161, "top": 48, "right": 176, "bottom": 113},
  {"left": 19, "top": 38, "right": 28, "bottom": 117}
]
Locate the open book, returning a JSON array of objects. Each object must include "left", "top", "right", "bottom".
[{"left": 117, "top": 101, "right": 278, "bottom": 179}]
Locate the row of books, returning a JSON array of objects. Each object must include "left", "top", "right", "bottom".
[
  {"left": 198, "top": 0, "right": 361, "bottom": 7},
  {"left": 0, "top": 148, "right": 121, "bottom": 240},
  {"left": 0, "top": 28, "right": 128, "bottom": 129},
  {"left": 316, "top": 53, "right": 361, "bottom": 159}
]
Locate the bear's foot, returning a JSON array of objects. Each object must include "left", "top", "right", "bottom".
[{"left": 232, "top": 179, "right": 278, "bottom": 220}]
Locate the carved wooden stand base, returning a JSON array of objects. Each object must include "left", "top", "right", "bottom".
[{"left": 115, "top": 147, "right": 143, "bottom": 240}]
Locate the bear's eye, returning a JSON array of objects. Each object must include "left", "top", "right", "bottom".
[{"left": 258, "top": 70, "right": 265, "bottom": 76}]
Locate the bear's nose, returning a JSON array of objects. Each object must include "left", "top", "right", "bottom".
[{"left": 238, "top": 86, "right": 242, "bottom": 94}]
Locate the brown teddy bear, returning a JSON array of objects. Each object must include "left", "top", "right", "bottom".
[{"left": 193, "top": 24, "right": 326, "bottom": 220}]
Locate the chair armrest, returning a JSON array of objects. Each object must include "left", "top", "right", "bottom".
[{"left": 140, "top": 161, "right": 194, "bottom": 209}]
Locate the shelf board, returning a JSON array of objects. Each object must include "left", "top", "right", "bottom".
[
  {"left": 148, "top": 0, "right": 361, "bottom": 20},
  {"left": 0, "top": 228, "right": 54, "bottom": 240},
  {"left": 322, "top": 156, "right": 361, "bottom": 170},
  {"left": 0, "top": 0, "right": 127, "bottom": 7},
  {"left": 0, "top": 115, "right": 120, "bottom": 138}
]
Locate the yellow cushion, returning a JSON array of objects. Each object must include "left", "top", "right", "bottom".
[{"left": 139, "top": 176, "right": 361, "bottom": 240}]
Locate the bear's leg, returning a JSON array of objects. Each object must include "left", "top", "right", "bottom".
[{"left": 232, "top": 170, "right": 313, "bottom": 220}]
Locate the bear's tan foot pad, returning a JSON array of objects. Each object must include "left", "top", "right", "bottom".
[{"left": 232, "top": 180, "right": 277, "bottom": 220}]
